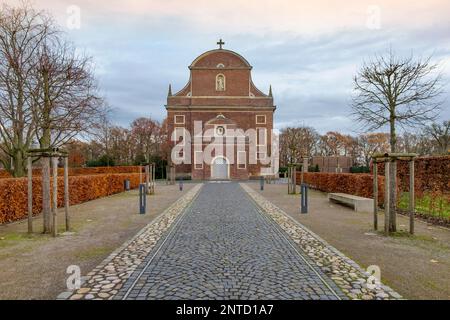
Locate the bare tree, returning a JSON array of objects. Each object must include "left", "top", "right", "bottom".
[
  {"left": 0, "top": 2, "right": 53, "bottom": 176},
  {"left": 91, "top": 106, "right": 114, "bottom": 166},
  {"left": 358, "top": 133, "right": 390, "bottom": 166},
  {"left": 351, "top": 49, "right": 443, "bottom": 232},
  {"left": 397, "top": 131, "right": 434, "bottom": 155},
  {"left": 279, "top": 126, "right": 319, "bottom": 166},
  {"left": 0, "top": 2, "right": 105, "bottom": 232},
  {"left": 424, "top": 120, "right": 450, "bottom": 155},
  {"left": 352, "top": 50, "right": 443, "bottom": 151},
  {"left": 29, "top": 39, "right": 103, "bottom": 151},
  {"left": 131, "top": 117, "right": 161, "bottom": 164}
]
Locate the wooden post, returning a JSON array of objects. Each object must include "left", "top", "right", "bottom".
[
  {"left": 27, "top": 157, "right": 33, "bottom": 234},
  {"left": 384, "top": 161, "right": 390, "bottom": 236},
  {"left": 151, "top": 164, "right": 154, "bottom": 193},
  {"left": 151, "top": 163, "right": 156, "bottom": 194},
  {"left": 373, "top": 162, "right": 378, "bottom": 231},
  {"left": 64, "top": 157, "right": 70, "bottom": 232},
  {"left": 288, "top": 166, "right": 292, "bottom": 194},
  {"left": 409, "top": 160, "right": 415, "bottom": 235},
  {"left": 52, "top": 157, "right": 58, "bottom": 237},
  {"left": 287, "top": 167, "right": 290, "bottom": 194},
  {"left": 139, "top": 165, "right": 143, "bottom": 185},
  {"left": 293, "top": 166, "right": 297, "bottom": 194},
  {"left": 389, "top": 160, "right": 397, "bottom": 232},
  {"left": 145, "top": 165, "right": 150, "bottom": 194},
  {"left": 42, "top": 157, "right": 51, "bottom": 234}
]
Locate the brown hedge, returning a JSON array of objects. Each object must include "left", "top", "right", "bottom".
[
  {"left": 0, "top": 166, "right": 144, "bottom": 179},
  {"left": 297, "top": 172, "right": 385, "bottom": 205},
  {"left": 375, "top": 156, "right": 450, "bottom": 196},
  {"left": 0, "top": 173, "right": 141, "bottom": 224}
]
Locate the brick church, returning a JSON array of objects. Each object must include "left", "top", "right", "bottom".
[{"left": 166, "top": 40, "right": 276, "bottom": 180}]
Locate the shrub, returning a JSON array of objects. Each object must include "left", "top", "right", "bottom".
[
  {"left": 350, "top": 166, "right": 370, "bottom": 173},
  {"left": 86, "top": 155, "right": 116, "bottom": 167},
  {"left": 279, "top": 167, "right": 288, "bottom": 174},
  {"left": 0, "top": 166, "right": 144, "bottom": 179},
  {"left": 0, "top": 173, "right": 141, "bottom": 224},
  {"left": 308, "top": 165, "right": 320, "bottom": 172},
  {"left": 297, "top": 172, "right": 384, "bottom": 205}
]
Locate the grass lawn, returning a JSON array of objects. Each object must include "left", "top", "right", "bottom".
[{"left": 398, "top": 192, "right": 450, "bottom": 221}]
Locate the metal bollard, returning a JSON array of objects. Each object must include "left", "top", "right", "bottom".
[
  {"left": 179, "top": 177, "right": 183, "bottom": 191},
  {"left": 124, "top": 179, "right": 130, "bottom": 191},
  {"left": 260, "top": 176, "right": 264, "bottom": 191},
  {"left": 139, "top": 184, "right": 146, "bottom": 214},
  {"left": 301, "top": 183, "right": 308, "bottom": 214}
]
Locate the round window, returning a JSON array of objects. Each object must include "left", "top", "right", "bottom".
[{"left": 216, "top": 126, "right": 225, "bottom": 136}]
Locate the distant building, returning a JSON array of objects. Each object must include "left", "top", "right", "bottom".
[{"left": 312, "top": 156, "right": 353, "bottom": 173}]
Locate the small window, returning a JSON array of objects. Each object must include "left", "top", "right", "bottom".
[
  {"left": 216, "top": 74, "right": 226, "bottom": 91},
  {"left": 238, "top": 151, "right": 247, "bottom": 169},
  {"left": 174, "top": 115, "right": 185, "bottom": 125},
  {"left": 257, "top": 128, "right": 267, "bottom": 146},
  {"left": 256, "top": 115, "right": 266, "bottom": 124}
]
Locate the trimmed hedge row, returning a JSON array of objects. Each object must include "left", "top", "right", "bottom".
[
  {"left": 0, "top": 166, "right": 143, "bottom": 179},
  {"left": 0, "top": 173, "right": 141, "bottom": 224},
  {"left": 375, "top": 156, "right": 450, "bottom": 195},
  {"left": 297, "top": 172, "right": 385, "bottom": 205}
]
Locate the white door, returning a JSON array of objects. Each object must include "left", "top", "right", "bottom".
[{"left": 212, "top": 157, "right": 229, "bottom": 180}]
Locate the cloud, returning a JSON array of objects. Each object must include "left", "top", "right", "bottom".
[{"left": 4, "top": 0, "right": 450, "bottom": 133}]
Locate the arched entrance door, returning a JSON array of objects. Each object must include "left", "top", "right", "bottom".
[{"left": 211, "top": 157, "right": 229, "bottom": 180}]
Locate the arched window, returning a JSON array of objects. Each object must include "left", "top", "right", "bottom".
[{"left": 216, "top": 74, "right": 226, "bottom": 91}]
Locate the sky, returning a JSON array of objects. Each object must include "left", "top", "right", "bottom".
[{"left": 6, "top": 0, "right": 450, "bottom": 133}]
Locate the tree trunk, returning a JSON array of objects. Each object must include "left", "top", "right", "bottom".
[
  {"left": 12, "top": 149, "right": 26, "bottom": 178},
  {"left": 389, "top": 115, "right": 397, "bottom": 232},
  {"left": 41, "top": 69, "right": 52, "bottom": 233}
]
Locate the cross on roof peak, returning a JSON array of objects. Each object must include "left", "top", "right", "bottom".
[{"left": 217, "top": 39, "right": 225, "bottom": 50}]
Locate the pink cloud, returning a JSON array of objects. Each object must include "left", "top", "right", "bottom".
[{"left": 6, "top": 0, "right": 450, "bottom": 35}]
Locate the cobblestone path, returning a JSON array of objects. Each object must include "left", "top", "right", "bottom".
[{"left": 115, "top": 183, "right": 345, "bottom": 300}]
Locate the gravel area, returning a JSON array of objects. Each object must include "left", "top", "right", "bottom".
[{"left": 0, "top": 182, "right": 197, "bottom": 300}]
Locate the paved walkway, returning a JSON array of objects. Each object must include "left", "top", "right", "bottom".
[{"left": 115, "top": 183, "right": 344, "bottom": 300}]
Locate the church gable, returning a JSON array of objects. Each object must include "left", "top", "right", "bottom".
[
  {"left": 167, "top": 42, "right": 275, "bottom": 109},
  {"left": 190, "top": 50, "right": 251, "bottom": 70}
]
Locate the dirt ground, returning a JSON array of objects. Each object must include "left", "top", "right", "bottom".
[
  {"left": 246, "top": 182, "right": 450, "bottom": 300},
  {"left": 0, "top": 182, "right": 196, "bottom": 300}
]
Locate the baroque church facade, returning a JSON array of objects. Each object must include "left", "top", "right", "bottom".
[{"left": 165, "top": 41, "right": 276, "bottom": 180}]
